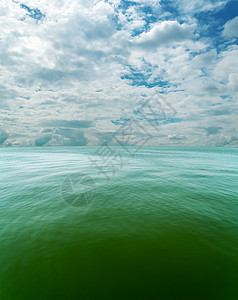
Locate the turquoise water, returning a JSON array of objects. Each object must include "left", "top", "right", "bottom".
[{"left": 0, "top": 146, "right": 238, "bottom": 299}]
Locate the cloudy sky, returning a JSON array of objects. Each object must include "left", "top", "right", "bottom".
[{"left": 0, "top": 0, "right": 237, "bottom": 147}]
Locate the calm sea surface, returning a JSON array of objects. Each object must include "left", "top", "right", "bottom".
[{"left": 0, "top": 146, "right": 238, "bottom": 299}]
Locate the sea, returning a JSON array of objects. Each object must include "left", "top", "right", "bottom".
[{"left": 0, "top": 146, "right": 238, "bottom": 300}]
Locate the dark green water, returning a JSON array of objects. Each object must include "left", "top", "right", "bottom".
[{"left": 0, "top": 146, "right": 238, "bottom": 299}]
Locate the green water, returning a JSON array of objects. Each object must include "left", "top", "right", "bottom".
[{"left": 0, "top": 146, "right": 238, "bottom": 299}]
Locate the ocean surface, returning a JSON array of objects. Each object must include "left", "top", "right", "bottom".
[{"left": 0, "top": 146, "right": 238, "bottom": 300}]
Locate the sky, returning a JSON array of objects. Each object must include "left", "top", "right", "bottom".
[{"left": 0, "top": 0, "right": 238, "bottom": 147}]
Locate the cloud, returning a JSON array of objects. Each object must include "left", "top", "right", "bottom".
[
  {"left": 217, "top": 135, "right": 238, "bottom": 147},
  {"left": 204, "top": 126, "right": 223, "bottom": 136},
  {"left": 55, "top": 128, "right": 88, "bottom": 146},
  {"left": 133, "top": 21, "right": 196, "bottom": 49},
  {"left": 213, "top": 46, "right": 238, "bottom": 90},
  {"left": 0, "top": 129, "right": 9, "bottom": 145},
  {"left": 168, "top": 134, "right": 184, "bottom": 140},
  {"left": 34, "top": 127, "right": 88, "bottom": 146},
  {"left": 35, "top": 134, "right": 52, "bottom": 146},
  {"left": 0, "top": 85, "right": 17, "bottom": 108},
  {"left": 40, "top": 120, "right": 93, "bottom": 129},
  {"left": 0, "top": 0, "right": 237, "bottom": 147},
  {"left": 223, "top": 16, "right": 238, "bottom": 38},
  {"left": 171, "top": 0, "right": 228, "bottom": 14},
  {"left": 227, "top": 73, "right": 238, "bottom": 92}
]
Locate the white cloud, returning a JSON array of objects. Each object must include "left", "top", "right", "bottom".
[
  {"left": 227, "top": 73, "right": 238, "bottom": 92},
  {"left": 0, "top": 0, "right": 237, "bottom": 147},
  {"left": 223, "top": 16, "right": 238, "bottom": 38},
  {"left": 133, "top": 21, "right": 196, "bottom": 48},
  {"left": 93, "top": 1, "right": 114, "bottom": 15},
  {"left": 172, "top": 0, "right": 228, "bottom": 14},
  {"left": 214, "top": 46, "right": 238, "bottom": 84}
]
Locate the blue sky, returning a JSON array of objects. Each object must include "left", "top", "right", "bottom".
[{"left": 0, "top": 0, "right": 237, "bottom": 147}]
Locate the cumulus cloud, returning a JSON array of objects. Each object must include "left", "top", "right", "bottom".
[
  {"left": 223, "top": 16, "right": 238, "bottom": 38},
  {"left": 133, "top": 21, "right": 196, "bottom": 49},
  {"left": 0, "top": 0, "right": 237, "bottom": 147},
  {"left": 213, "top": 46, "right": 238, "bottom": 87}
]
